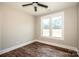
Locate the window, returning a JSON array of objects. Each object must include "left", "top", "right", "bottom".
[
  {"left": 41, "top": 12, "right": 64, "bottom": 40},
  {"left": 41, "top": 18, "right": 50, "bottom": 36}
]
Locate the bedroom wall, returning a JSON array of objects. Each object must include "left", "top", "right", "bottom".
[
  {"left": 0, "top": 6, "right": 2, "bottom": 50},
  {"left": 77, "top": 5, "right": 79, "bottom": 51},
  {"left": 0, "top": 4, "right": 35, "bottom": 50},
  {"left": 35, "top": 6, "right": 77, "bottom": 48},
  {"left": 0, "top": 15, "right": 1, "bottom": 50}
]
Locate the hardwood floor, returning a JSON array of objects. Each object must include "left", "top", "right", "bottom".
[{"left": 0, "top": 42, "right": 78, "bottom": 57}]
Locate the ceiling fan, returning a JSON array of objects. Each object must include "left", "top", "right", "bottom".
[{"left": 22, "top": 2, "right": 48, "bottom": 12}]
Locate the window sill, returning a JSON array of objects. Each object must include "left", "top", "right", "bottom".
[{"left": 40, "top": 36, "right": 64, "bottom": 40}]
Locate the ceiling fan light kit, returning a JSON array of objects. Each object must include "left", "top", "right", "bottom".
[{"left": 22, "top": 2, "right": 48, "bottom": 12}]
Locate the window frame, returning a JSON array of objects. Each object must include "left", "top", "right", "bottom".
[{"left": 40, "top": 11, "right": 64, "bottom": 40}]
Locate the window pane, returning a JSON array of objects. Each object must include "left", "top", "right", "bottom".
[
  {"left": 52, "top": 16, "right": 63, "bottom": 37},
  {"left": 42, "top": 19, "right": 50, "bottom": 36}
]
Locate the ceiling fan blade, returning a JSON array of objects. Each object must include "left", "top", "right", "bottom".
[
  {"left": 34, "top": 7, "right": 37, "bottom": 12},
  {"left": 37, "top": 3, "right": 48, "bottom": 8},
  {"left": 22, "top": 3, "right": 33, "bottom": 7}
]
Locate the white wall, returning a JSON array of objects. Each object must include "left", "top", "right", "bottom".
[
  {"left": 35, "top": 6, "right": 77, "bottom": 48},
  {"left": 0, "top": 4, "right": 35, "bottom": 50},
  {"left": 78, "top": 5, "right": 79, "bottom": 50},
  {"left": 0, "top": 11, "right": 2, "bottom": 50},
  {"left": 0, "top": 15, "right": 1, "bottom": 50}
]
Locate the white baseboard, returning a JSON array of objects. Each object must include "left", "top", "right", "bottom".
[
  {"left": 35, "top": 40, "right": 78, "bottom": 52},
  {"left": 0, "top": 40, "right": 35, "bottom": 55}
]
